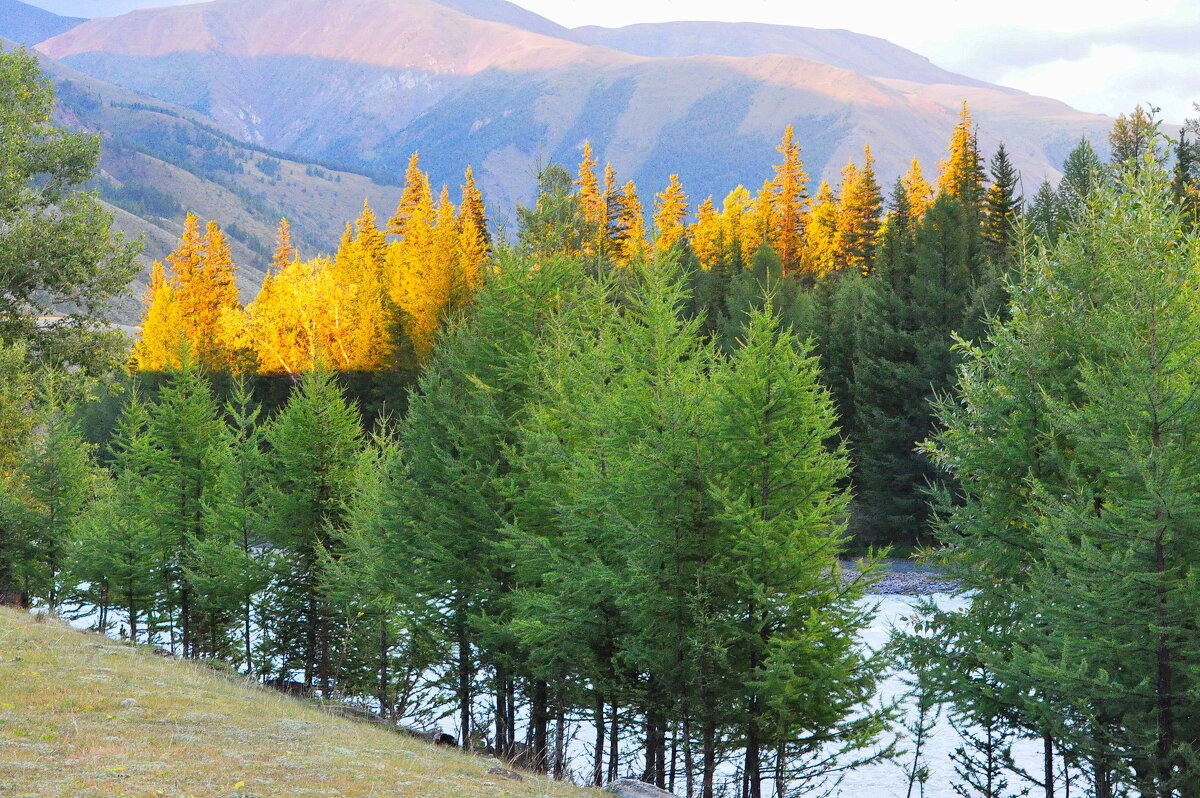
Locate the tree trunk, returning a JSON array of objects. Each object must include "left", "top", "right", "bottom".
[
  {"left": 495, "top": 661, "right": 509, "bottom": 759},
  {"left": 319, "top": 617, "right": 331, "bottom": 696},
  {"left": 609, "top": 700, "right": 620, "bottom": 783},
  {"left": 682, "top": 699, "right": 695, "bottom": 798},
  {"left": 378, "top": 620, "right": 390, "bottom": 718},
  {"left": 181, "top": 584, "right": 191, "bottom": 658},
  {"left": 554, "top": 687, "right": 566, "bottom": 779},
  {"left": 746, "top": 695, "right": 762, "bottom": 798},
  {"left": 304, "top": 594, "right": 317, "bottom": 687},
  {"left": 533, "top": 679, "right": 549, "bottom": 772},
  {"left": 457, "top": 619, "right": 472, "bottom": 750},
  {"left": 702, "top": 716, "right": 716, "bottom": 798},
  {"left": 1043, "top": 734, "right": 1054, "bottom": 798},
  {"left": 593, "top": 691, "right": 606, "bottom": 786}
]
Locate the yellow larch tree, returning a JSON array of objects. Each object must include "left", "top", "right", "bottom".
[
  {"left": 725, "top": 185, "right": 760, "bottom": 270},
  {"left": 653, "top": 174, "right": 689, "bottom": 253},
  {"left": 691, "top": 195, "right": 722, "bottom": 270},
  {"left": 355, "top": 200, "right": 388, "bottom": 268},
  {"left": 387, "top": 153, "right": 433, "bottom": 239},
  {"left": 272, "top": 217, "right": 297, "bottom": 272},
  {"left": 835, "top": 145, "right": 883, "bottom": 275},
  {"left": 133, "top": 213, "right": 243, "bottom": 371},
  {"left": 242, "top": 256, "right": 348, "bottom": 373},
  {"left": 455, "top": 166, "right": 489, "bottom": 306},
  {"left": 902, "top": 159, "right": 935, "bottom": 221},
  {"left": 326, "top": 201, "right": 394, "bottom": 370},
  {"left": 575, "top": 142, "right": 605, "bottom": 258},
  {"left": 608, "top": 179, "right": 649, "bottom": 267},
  {"left": 765, "top": 125, "right": 810, "bottom": 275},
  {"left": 937, "top": 101, "right": 985, "bottom": 204},
  {"left": 801, "top": 180, "right": 839, "bottom": 278},
  {"left": 385, "top": 173, "right": 451, "bottom": 362},
  {"left": 130, "top": 260, "right": 184, "bottom": 371}
]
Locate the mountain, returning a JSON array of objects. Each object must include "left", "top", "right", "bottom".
[
  {"left": 36, "top": 0, "right": 1112, "bottom": 226},
  {"left": 16, "top": 39, "right": 408, "bottom": 324},
  {"left": 0, "top": 0, "right": 82, "bottom": 44},
  {"left": 567, "top": 21, "right": 995, "bottom": 88}
]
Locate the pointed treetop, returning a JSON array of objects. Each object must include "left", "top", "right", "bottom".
[
  {"left": 272, "top": 218, "right": 296, "bottom": 273},
  {"left": 902, "top": 159, "right": 934, "bottom": 220},
  {"left": 388, "top": 152, "right": 433, "bottom": 238},
  {"left": 937, "top": 101, "right": 986, "bottom": 204},
  {"left": 653, "top": 173, "right": 689, "bottom": 252}
]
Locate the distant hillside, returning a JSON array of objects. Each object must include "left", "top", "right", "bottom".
[
  {"left": 0, "top": 607, "right": 589, "bottom": 798},
  {"left": 0, "top": 0, "right": 81, "bottom": 44},
  {"left": 37, "top": 0, "right": 1114, "bottom": 213},
  {"left": 567, "top": 21, "right": 996, "bottom": 87},
  {"left": 19, "top": 44, "right": 408, "bottom": 324}
]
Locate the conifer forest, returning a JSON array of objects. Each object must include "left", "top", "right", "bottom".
[{"left": 5, "top": 32, "right": 1200, "bottom": 798}]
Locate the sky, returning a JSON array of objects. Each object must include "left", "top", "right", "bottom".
[{"left": 26, "top": 0, "right": 1200, "bottom": 123}]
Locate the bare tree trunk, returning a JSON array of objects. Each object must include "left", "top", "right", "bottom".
[
  {"left": 533, "top": 679, "right": 549, "bottom": 772},
  {"left": 457, "top": 620, "right": 472, "bottom": 750},
  {"left": 495, "top": 661, "right": 509, "bottom": 759},
  {"left": 609, "top": 700, "right": 620, "bottom": 783},
  {"left": 682, "top": 699, "right": 695, "bottom": 798},
  {"left": 1044, "top": 734, "right": 1054, "bottom": 798},
  {"left": 554, "top": 688, "right": 566, "bottom": 779},
  {"left": 378, "top": 620, "right": 390, "bottom": 718},
  {"left": 593, "top": 691, "right": 606, "bottom": 786}
]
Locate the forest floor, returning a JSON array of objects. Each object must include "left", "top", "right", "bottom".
[{"left": 0, "top": 607, "right": 592, "bottom": 798}]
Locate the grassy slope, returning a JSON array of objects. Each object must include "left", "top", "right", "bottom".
[{"left": 0, "top": 608, "right": 591, "bottom": 798}]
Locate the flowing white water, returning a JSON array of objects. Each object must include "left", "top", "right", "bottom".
[{"left": 837, "top": 593, "right": 1046, "bottom": 798}]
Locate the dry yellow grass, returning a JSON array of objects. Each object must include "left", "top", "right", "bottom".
[{"left": 0, "top": 608, "right": 595, "bottom": 798}]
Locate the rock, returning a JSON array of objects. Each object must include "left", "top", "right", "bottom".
[
  {"left": 395, "top": 725, "right": 457, "bottom": 746},
  {"left": 605, "top": 778, "right": 678, "bottom": 797},
  {"left": 486, "top": 766, "right": 523, "bottom": 782},
  {"left": 117, "top": 698, "right": 138, "bottom": 708},
  {"left": 261, "top": 677, "right": 310, "bottom": 698}
]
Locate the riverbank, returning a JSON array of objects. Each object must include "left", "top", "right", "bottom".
[{"left": 844, "top": 558, "right": 959, "bottom": 596}]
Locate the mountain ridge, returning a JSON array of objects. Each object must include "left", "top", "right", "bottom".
[
  {"left": 0, "top": 0, "right": 82, "bottom": 44},
  {"left": 36, "top": 0, "right": 1113, "bottom": 213}
]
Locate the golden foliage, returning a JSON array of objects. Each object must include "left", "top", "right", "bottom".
[
  {"left": 765, "top": 125, "right": 810, "bottom": 275},
  {"left": 133, "top": 214, "right": 240, "bottom": 372},
  {"left": 134, "top": 154, "right": 487, "bottom": 375},
  {"left": 653, "top": 174, "right": 689, "bottom": 253}
]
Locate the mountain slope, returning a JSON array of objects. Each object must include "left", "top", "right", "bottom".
[
  {"left": 0, "top": 607, "right": 588, "bottom": 798},
  {"left": 23, "top": 41, "right": 407, "bottom": 324},
  {"left": 36, "top": 0, "right": 1113, "bottom": 221},
  {"left": 0, "top": 0, "right": 82, "bottom": 44},
  {"left": 567, "top": 21, "right": 997, "bottom": 88}
]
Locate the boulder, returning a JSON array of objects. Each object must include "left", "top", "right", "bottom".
[
  {"left": 605, "top": 778, "right": 678, "bottom": 798},
  {"left": 486, "top": 766, "right": 524, "bottom": 782}
]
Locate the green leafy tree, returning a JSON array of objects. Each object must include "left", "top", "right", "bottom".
[
  {"left": 854, "top": 193, "right": 985, "bottom": 542},
  {"left": 142, "top": 361, "right": 228, "bottom": 657},
  {"left": 1057, "top": 137, "right": 1107, "bottom": 225},
  {"left": 0, "top": 380, "right": 97, "bottom": 609},
  {"left": 711, "top": 300, "right": 889, "bottom": 798},
  {"left": 199, "top": 377, "right": 271, "bottom": 670},
  {"left": 388, "top": 254, "right": 578, "bottom": 749},
  {"left": 68, "top": 393, "right": 163, "bottom": 642},
  {"left": 262, "top": 369, "right": 364, "bottom": 693},
  {"left": 925, "top": 150, "right": 1200, "bottom": 797},
  {"left": 0, "top": 46, "right": 139, "bottom": 373},
  {"left": 982, "top": 143, "right": 1022, "bottom": 264}
]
